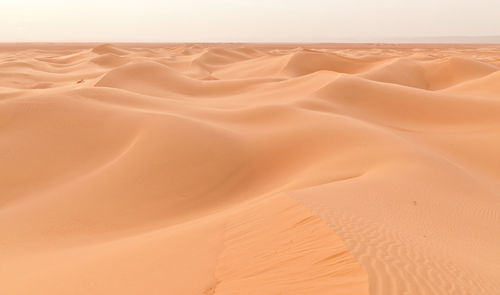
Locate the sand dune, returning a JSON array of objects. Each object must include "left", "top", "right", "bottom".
[{"left": 1, "top": 44, "right": 499, "bottom": 294}]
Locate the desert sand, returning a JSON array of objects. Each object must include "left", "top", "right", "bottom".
[{"left": 1, "top": 44, "right": 499, "bottom": 294}]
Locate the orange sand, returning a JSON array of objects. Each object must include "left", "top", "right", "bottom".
[{"left": 1, "top": 44, "right": 499, "bottom": 294}]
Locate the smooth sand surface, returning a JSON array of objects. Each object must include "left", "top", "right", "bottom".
[{"left": 1, "top": 44, "right": 499, "bottom": 294}]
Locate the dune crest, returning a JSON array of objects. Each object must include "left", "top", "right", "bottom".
[{"left": 1, "top": 44, "right": 500, "bottom": 295}]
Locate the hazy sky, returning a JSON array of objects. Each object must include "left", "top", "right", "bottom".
[{"left": 2, "top": 0, "right": 500, "bottom": 42}]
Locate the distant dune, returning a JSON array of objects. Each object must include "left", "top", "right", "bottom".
[{"left": 1, "top": 44, "right": 499, "bottom": 295}]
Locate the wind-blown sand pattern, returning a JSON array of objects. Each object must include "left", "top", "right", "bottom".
[{"left": 1, "top": 44, "right": 499, "bottom": 294}]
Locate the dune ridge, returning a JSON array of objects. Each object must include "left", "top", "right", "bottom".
[{"left": 1, "top": 44, "right": 499, "bottom": 294}]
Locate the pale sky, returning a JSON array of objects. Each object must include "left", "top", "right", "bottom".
[{"left": 2, "top": 0, "right": 500, "bottom": 42}]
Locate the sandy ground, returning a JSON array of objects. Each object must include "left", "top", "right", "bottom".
[{"left": 1, "top": 44, "right": 499, "bottom": 294}]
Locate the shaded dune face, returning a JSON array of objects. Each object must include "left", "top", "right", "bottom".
[{"left": 0, "top": 44, "right": 499, "bottom": 295}]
